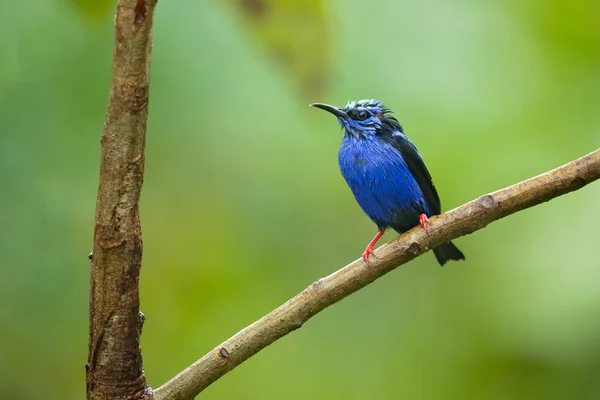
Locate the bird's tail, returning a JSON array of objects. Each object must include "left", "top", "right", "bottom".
[{"left": 433, "top": 241, "right": 465, "bottom": 266}]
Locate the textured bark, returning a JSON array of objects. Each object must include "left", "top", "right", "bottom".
[
  {"left": 87, "top": 1, "right": 157, "bottom": 399},
  {"left": 153, "top": 149, "right": 600, "bottom": 400}
]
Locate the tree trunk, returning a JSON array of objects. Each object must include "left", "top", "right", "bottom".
[{"left": 86, "top": 1, "right": 157, "bottom": 399}]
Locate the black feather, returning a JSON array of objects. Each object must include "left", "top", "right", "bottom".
[
  {"left": 379, "top": 116, "right": 464, "bottom": 266},
  {"left": 379, "top": 116, "right": 441, "bottom": 215}
]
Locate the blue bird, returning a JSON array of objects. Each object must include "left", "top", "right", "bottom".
[{"left": 311, "top": 99, "right": 464, "bottom": 266}]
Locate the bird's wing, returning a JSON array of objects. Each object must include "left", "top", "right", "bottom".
[{"left": 385, "top": 132, "right": 442, "bottom": 215}]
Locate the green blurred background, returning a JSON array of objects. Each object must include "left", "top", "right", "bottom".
[{"left": 1, "top": 0, "right": 600, "bottom": 398}]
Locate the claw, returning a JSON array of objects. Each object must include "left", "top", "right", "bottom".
[
  {"left": 419, "top": 213, "right": 429, "bottom": 230},
  {"left": 362, "top": 229, "right": 386, "bottom": 263},
  {"left": 362, "top": 245, "right": 375, "bottom": 262}
]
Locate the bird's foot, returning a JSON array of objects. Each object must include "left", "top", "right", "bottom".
[
  {"left": 362, "top": 245, "right": 375, "bottom": 262},
  {"left": 362, "top": 229, "right": 386, "bottom": 262},
  {"left": 419, "top": 214, "right": 429, "bottom": 230}
]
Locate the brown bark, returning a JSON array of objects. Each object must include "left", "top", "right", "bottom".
[{"left": 86, "top": 1, "right": 157, "bottom": 399}]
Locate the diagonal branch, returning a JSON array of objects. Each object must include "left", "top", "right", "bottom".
[
  {"left": 87, "top": 1, "right": 157, "bottom": 399},
  {"left": 153, "top": 148, "right": 600, "bottom": 400}
]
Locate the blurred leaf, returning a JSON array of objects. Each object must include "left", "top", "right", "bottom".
[
  {"left": 522, "top": 0, "right": 600, "bottom": 60},
  {"left": 225, "top": 0, "right": 331, "bottom": 97},
  {"left": 66, "top": 0, "right": 115, "bottom": 20},
  {"left": 3, "top": 1, "right": 600, "bottom": 398}
]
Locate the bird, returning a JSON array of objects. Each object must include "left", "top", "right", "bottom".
[{"left": 310, "top": 99, "right": 464, "bottom": 266}]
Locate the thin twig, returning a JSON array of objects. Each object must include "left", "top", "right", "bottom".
[
  {"left": 153, "top": 149, "right": 600, "bottom": 400},
  {"left": 87, "top": 1, "right": 157, "bottom": 399}
]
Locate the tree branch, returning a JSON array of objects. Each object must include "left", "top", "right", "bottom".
[
  {"left": 87, "top": 1, "right": 157, "bottom": 399},
  {"left": 153, "top": 149, "right": 600, "bottom": 400}
]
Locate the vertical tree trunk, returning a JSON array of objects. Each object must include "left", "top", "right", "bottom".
[{"left": 87, "top": 1, "right": 157, "bottom": 399}]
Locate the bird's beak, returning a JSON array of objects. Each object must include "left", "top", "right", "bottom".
[{"left": 310, "top": 103, "right": 348, "bottom": 119}]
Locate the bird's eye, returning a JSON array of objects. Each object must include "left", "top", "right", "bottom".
[{"left": 357, "top": 110, "right": 368, "bottom": 120}]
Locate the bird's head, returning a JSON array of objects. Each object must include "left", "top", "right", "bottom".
[{"left": 311, "top": 99, "right": 401, "bottom": 140}]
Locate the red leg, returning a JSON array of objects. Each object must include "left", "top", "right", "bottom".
[
  {"left": 362, "top": 229, "right": 386, "bottom": 262},
  {"left": 419, "top": 213, "right": 429, "bottom": 230}
]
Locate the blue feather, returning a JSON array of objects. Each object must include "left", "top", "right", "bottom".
[
  {"left": 338, "top": 134, "right": 430, "bottom": 231},
  {"left": 310, "top": 99, "right": 465, "bottom": 265}
]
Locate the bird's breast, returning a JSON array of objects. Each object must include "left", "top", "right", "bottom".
[{"left": 338, "top": 137, "right": 427, "bottom": 230}]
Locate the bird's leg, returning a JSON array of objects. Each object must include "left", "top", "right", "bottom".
[
  {"left": 362, "top": 229, "right": 386, "bottom": 262},
  {"left": 419, "top": 213, "right": 429, "bottom": 230}
]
